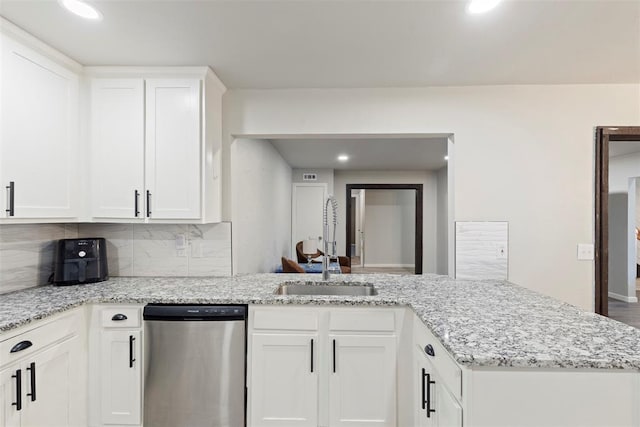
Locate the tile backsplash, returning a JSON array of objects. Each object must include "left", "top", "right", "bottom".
[
  {"left": 0, "top": 222, "right": 232, "bottom": 294},
  {"left": 455, "top": 221, "right": 508, "bottom": 280},
  {"left": 0, "top": 223, "right": 78, "bottom": 293},
  {"left": 77, "top": 223, "right": 232, "bottom": 277}
]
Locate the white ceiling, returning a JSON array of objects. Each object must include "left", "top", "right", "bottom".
[
  {"left": 269, "top": 137, "right": 448, "bottom": 170},
  {"left": 1, "top": 0, "right": 639, "bottom": 89},
  {"left": 610, "top": 141, "right": 640, "bottom": 158}
]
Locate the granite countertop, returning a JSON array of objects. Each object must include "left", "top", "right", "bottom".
[{"left": 1, "top": 273, "right": 640, "bottom": 370}]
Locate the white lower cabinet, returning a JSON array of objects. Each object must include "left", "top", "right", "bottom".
[
  {"left": 248, "top": 306, "right": 399, "bottom": 427},
  {"left": 414, "top": 346, "right": 461, "bottom": 427},
  {"left": 90, "top": 305, "right": 143, "bottom": 427},
  {"left": 99, "top": 331, "right": 141, "bottom": 425},
  {"left": 0, "top": 309, "right": 85, "bottom": 427},
  {"left": 250, "top": 333, "right": 319, "bottom": 426},
  {"left": 329, "top": 335, "right": 396, "bottom": 427}
]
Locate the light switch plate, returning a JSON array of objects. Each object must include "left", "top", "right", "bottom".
[
  {"left": 495, "top": 244, "right": 508, "bottom": 259},
  {"left": 577, "top": 243, "right": 594, "bottom": 260}
]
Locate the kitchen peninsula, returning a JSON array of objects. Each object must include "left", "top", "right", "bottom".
[{"left": 1, "top": 274, "right": 639, "bottom": 427}]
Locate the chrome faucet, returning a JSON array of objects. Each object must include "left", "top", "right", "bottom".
[{"left": 322, "top": 195, "right": 338, "bottom": 280}]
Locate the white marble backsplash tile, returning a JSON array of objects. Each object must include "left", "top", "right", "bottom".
[
  {"left": 77, "top": 223, "right": 232, "bottom": 278},
  {"left": 0, "top": 224, "right": 79, "bottom": 293},
  {"left": 455, "top": 221, "right": 508, "bottom": 280}
]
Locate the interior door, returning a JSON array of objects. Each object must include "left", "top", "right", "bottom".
[{"left": 292, "top": 183, "right": 327, "bottom": 257}]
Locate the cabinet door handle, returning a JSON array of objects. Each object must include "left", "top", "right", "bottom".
[
  {"left": 332, "top": 339, "right": 336, "bottom": 373},
  {"left": 129, "top": 335, "right": 136, "bottom": 368},
  {"left": 146, "top": 191, "right": 151, "bottom": 217},
  {"left": 134, "top": 190, "right": 140, "bottom": 217},
  {"left": 426, "top": 372, "right": 436, "bottom": 418},
  {"left": 11, "top": 369, "right": 21, "bottom": 411},
  {"left": 10, "top": 340, "right": 32, "bottom": 353},
  {"left": 425, "top": 344, "right": 435, "bottom": 357},
  {"left": 421, "top": 368, "right": 426, "bottom": 410},
  {"left": 310, "top": 339, "right": 314, "bottom": 373},
  {"left": 111, "top": 313, "right": 128, "bottom": 321},
  {"left": 26, "top": 362, "right": 36, "bottom": 402},
  {"left": 5, "top": 181, "right": 14, "bottom": 216}
]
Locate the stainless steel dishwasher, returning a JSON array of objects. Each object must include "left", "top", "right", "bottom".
[{"left": 143, "top": 304, "right": 246, "bottom": 427}]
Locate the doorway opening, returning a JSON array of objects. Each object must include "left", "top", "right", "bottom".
[
  {"left": 594, "top": 126, "right": 640, "bottom": 317},
  {"left": 345, "top": 184, "right": 423, "bottom": 274}
]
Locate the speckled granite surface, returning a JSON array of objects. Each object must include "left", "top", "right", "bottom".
[{"left": 2, "top": 273, "right": 640, "bottom": 370}]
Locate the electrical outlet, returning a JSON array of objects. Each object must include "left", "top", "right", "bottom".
[
  {"left": 191, "top": 241, "right": 203, "bottom": 258},
  {"left": 176, "top": 233, "right": 187, "bottom": 257},
  {"left": 577, "top": 243, "right": 594, "bottom": 260},
  {"left": 496, "top": 244, "right": 508, "bottom": 259}
]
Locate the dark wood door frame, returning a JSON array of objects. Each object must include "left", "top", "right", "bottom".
[
  {"left": 595, "top": 126, "right": 640, "bottom": 316},
  {"left": 345, "top": 184, "right": 423, "bottom": 275}
]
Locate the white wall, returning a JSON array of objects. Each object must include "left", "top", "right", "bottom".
[
  {"left": 231, "top": 138, "right": 292, "bottom": 274},
  {"left": 364, "top": 190, "right": 415, "bottom": 267},
  {"left": 291, "top": 168, "right": 334, "bottom": 194},
  {"left": 333, "top": 170, "right": 438, "bottom": 273},
  {"left": 609, "top": 151, "right": 640, "bottom": 301},
  {"left": 436, "top": 166, "right": 448, "bottom": 275},
  {"left": 223, "top": 84, "right": 640, "bottom": 310}
]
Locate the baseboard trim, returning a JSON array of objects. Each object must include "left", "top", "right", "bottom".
[
  {"left": 608, "top": 292, "right": 638, "bottom": 303},
  {"left": 363, "top": 263, "right": 414, "bottom": 268}
]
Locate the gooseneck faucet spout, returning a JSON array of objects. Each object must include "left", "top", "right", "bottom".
[{"left": 322, "top": 195, "right": 338, "bottom": 280}]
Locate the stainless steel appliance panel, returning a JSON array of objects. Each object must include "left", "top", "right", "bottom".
[{"left": 143, "top": 306, "right": 246, "bottom": 427}]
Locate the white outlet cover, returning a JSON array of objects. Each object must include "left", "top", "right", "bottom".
[{"left": 577, "top": 243, "right": 594, "bottom": 260}]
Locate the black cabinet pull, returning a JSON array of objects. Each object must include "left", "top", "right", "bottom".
[
  {"left": 10, "top": 340, "right": 32, "bottom": 353},
  {"left": 129, "top": 335, "right": 135, "bottom": 368},
  {"left": 26, "top": 362, "right": 36, "bottom": 402},
  {"left": 11, "top": 369, "right": 21, "bottom": 411},
  {"left": 310, "top": 339, "right": 314, "bottom": 373},
  {"left": 332, "top": 339, "right": 336, "bottom": 373},
  {"left": 146, "top": 190, "right": 151, "bottom": 217},
  {"left": 426, "top": 372, "right": 436, "bottom": 418},
  {"left": 5, "top": 181, "right": 14, "bottom": 216},
  {"left": 134, "top": 190, "right": 140, "bottom": 217},
  {"left": 425, "top": 344, "right": 435, "bottom": 357},
  {"left": 111, "top": 313, "right": 128, "bottom": 321},
  {"left": 421, "top": 368, "right": 427, "bottom": 410}
]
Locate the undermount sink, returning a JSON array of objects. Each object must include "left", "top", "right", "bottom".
[{"left": 274, "top": 281, "right": 378, "bottom": 296}]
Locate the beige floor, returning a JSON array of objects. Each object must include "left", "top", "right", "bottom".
[{"left": 350, "top": 257, "right": 414, "bottom": 275}]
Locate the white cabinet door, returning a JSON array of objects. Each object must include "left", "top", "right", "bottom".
[
  {"left": 91, "top": 79, "right": 145, "bottom": 219},
  {"left": 417, "top": 349, "right": 461, "bottom": 427},
  {"left": 0, "top": 364, "right": 21, "bottom": 427},
  {"left": 20, "top": 337, "right": 79, "bottom": 427},
  {"left": 328, "top": 335, "right": 397, "bottom": 427},
  {"left": 250, "top": 333, "right": 318, "bottom": 427},
  {"left": 100, "top": 330, "right": 141, "bottom": 425},
  {"left": 0, "top": 34, "right": 78, "bottom": 219},
  {"left": 145, "top": 79, "right": 201, "bottom": 220}
]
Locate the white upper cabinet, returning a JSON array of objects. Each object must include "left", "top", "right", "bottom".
[
  {"left": 0, "top": 34, "right": 79, "bottom": 221},
  {"left": 145, "top": 79, "right": 201, "bottom": 220},
  {"left": 88, "top": 69, "right": 225, "bottom": 223},
  {"left": 90, "top": 79, "right": 145, "bottom": 219}
]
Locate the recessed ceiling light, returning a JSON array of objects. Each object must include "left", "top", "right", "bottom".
[
  {"left": 337, "top": 154, "right": 349, "bottom": 162},
  {"left": 59, "top": 0, "right": 103, "bottom": 20},
  {"left": 444, "top": 155, "right": 449, "bottom": 161},
  {"left": 467, "top": 0, "right": 502, "bottom": 14}
]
